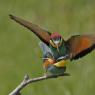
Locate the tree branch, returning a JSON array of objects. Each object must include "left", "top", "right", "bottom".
[{"left": 9, "top": 73, "right": 70, "bottom": 95}]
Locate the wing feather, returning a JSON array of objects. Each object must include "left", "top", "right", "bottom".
[
  {"left": 9, "top": 14, "right": 51, "bottom": 45},
  {"left": 66, "top": 35, "right": 95, "bottom": 60}
]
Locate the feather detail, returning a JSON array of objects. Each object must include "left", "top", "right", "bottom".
[
  {"left": 66, "top": 35, "right": 95, "bottom": 60},
  {"left": 39, "top": 42, "right": 54, "bottom": 58},
  {"left": 9, "top": 14, "right": 51, "bottom": 45},
  {"left": 53, "top": 60, "right": 67, "bottom": 67}
]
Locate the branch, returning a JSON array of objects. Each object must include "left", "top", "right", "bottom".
[{"left": 9, "top": 73, "right": 70, "bottom": 95}]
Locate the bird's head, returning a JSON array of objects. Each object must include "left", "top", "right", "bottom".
[{"left": 50, "top": 32, "right": 64, "bottom": 52}]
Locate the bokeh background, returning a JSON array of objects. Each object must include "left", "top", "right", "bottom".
[{"left": 0, "top": 0, "right": 95, "bottom": 95}]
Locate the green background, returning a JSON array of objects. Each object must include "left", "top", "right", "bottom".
[{"left": 0, "top": 0, "right": 95, "bottom": 95}]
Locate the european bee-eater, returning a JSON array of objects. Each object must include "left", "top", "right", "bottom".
[{"left": 9, "top": 14, "right": 95, "bottom": 75}]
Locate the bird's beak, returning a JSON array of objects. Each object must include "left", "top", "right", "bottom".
[
  {"left": 54, "top": 40, "right": 60, "bottom": 53},
  {"left": 56, "top": 44, "right": 60, "bottom": 53}
]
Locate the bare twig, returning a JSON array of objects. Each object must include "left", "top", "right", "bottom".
[{"left": 9, "top": 73, "right": 70, "bottom": 95}]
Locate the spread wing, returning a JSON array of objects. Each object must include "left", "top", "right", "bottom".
[
  {"left": 9, "top": 14, "right": 51, "bottom": 45},
  {"left": 66, "top": 35, "right": 95, "bottom": 60}
]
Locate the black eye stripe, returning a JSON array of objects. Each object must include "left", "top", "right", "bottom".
[
  {"left": 51, "top": 39, "right": 54, "bottom": 42},
  {"left": 51, "top": 39, "right": 55, "bottom": 45}
]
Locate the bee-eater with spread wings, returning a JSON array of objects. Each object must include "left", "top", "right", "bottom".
[{"left": 9, "top": 15, "right": 95, "bottom": 75}]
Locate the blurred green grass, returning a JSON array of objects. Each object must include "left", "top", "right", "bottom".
[{"left": 0, "top": 0, "right": 95, "bottom": 95}]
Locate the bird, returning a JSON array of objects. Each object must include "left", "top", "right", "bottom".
[
  {"left": 39, "top": 42, "right": 67, "bottom": 75},
  {"left": 9, "top": 14, "right": 95, "bottom": 75}
]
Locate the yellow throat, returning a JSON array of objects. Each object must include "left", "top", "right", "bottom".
[{"left": 54, "top": 60, "right": 67, "bottom": 67}]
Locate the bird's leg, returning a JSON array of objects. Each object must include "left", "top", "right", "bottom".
[
  {"left": 43, "top": 64, "right": 53, "bottom": 77},
  {"left": 42, "top": 64, "right": 48, "bottom": 77},
  {"left": 42, "top": 59, "right": 47, "bottom": 76}
]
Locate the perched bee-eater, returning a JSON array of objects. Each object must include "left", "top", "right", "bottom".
[{"left": 9, "top": 15, "right": 95, "bottom": 75}]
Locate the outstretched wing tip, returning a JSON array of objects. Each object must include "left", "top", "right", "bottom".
[
  {"left": 9, "top": 14, "right": 51, "bottom": 45},
  {"left": 9, "top": 14, "right": 15, "bottom": 20},
  {"left": 9, "top": 14, "right": 12, "bottom": 17}
]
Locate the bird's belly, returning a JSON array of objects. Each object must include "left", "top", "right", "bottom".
[
  {"left": 48, "top": 65, "right": 66, "bottom": 75},
  {"left": 43, "top": 58, "right": 67, "bottom": 75},
  {"left": 43, "top": 58, "right": 67, "bottom": 68},
  {"left": 45, "top": 59, "right": 67, "bottom": 75}
]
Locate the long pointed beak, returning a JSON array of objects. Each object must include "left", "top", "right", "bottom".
[
  {"left": 53, "top": 40, "right": 60, "bottom": 53},
  {"left": 56, "top": 45, "right": 60, "bottom": 53}
]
